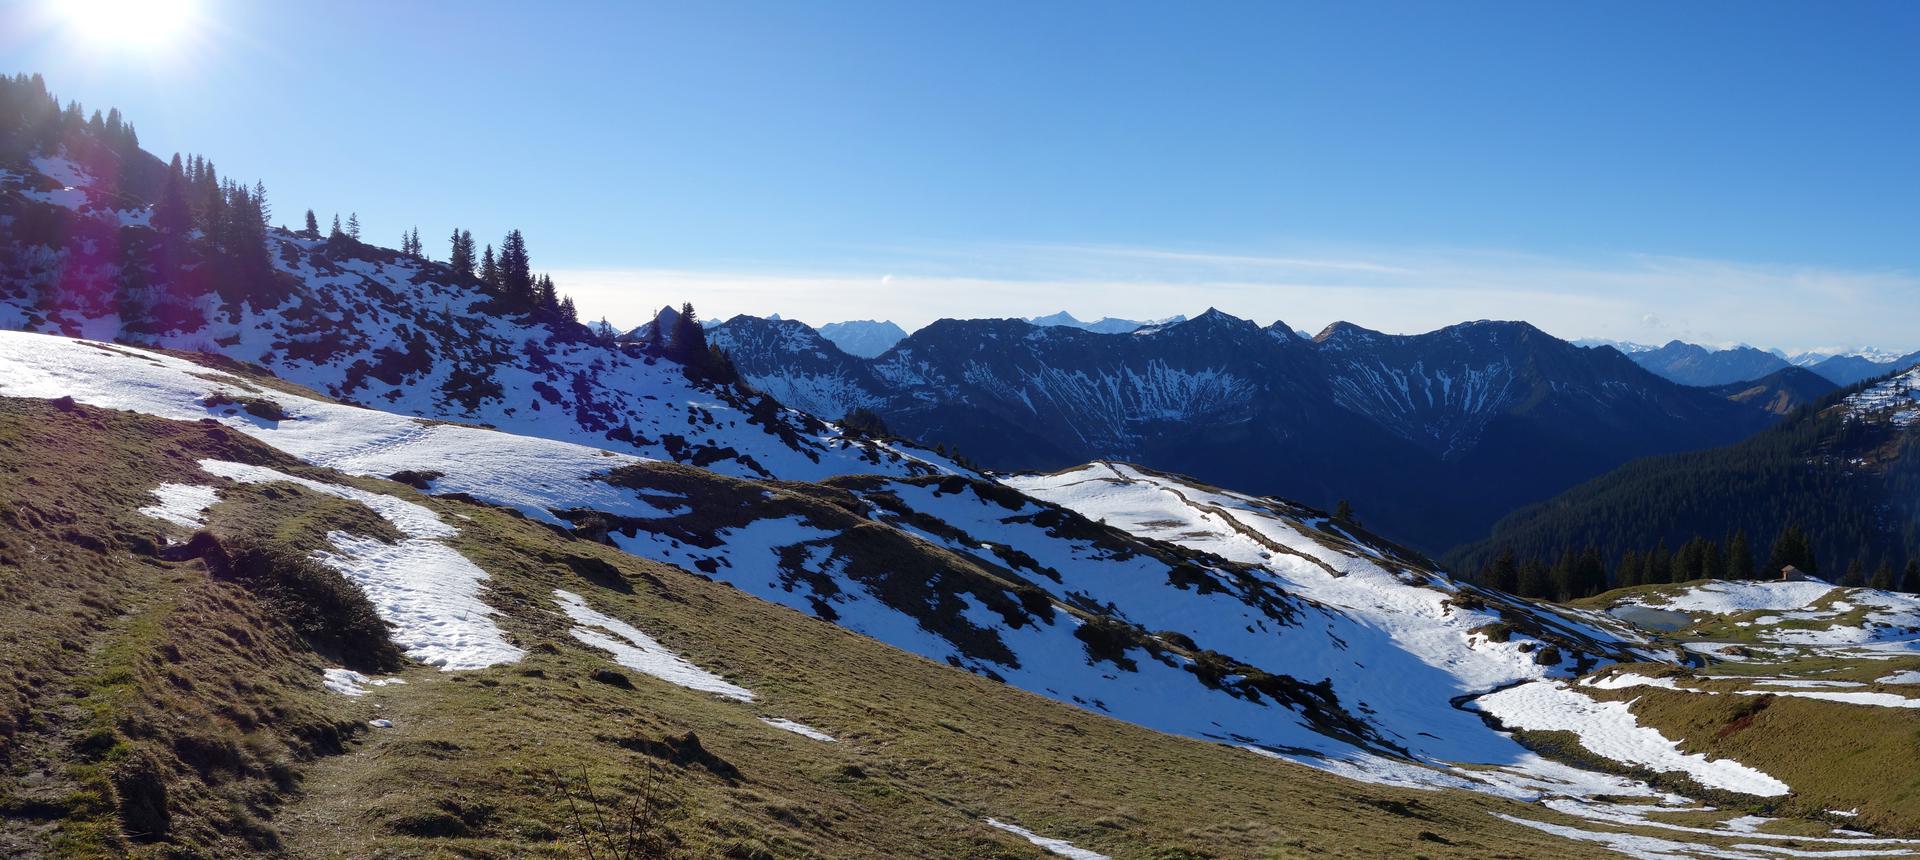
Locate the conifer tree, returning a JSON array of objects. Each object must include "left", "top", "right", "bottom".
[
  {"left": 1576, "top": 546, "right": 1605, "bottom": 597},
  {"left": 595, "top": 317, "right": 615, "bottom": 341},
  {"left": 498, "top": 230, "right": 531, "bottom": 305},
  {"left": 669, "top": 302, "right": 706, "bottom": 363},
  {"left": 1904, "top": 560, "right": 1920, "bottom": 594},
  {"left": 1617, "top": 549, "right": 1643, "bottom": 588},
  {"left": 536, "top": 274, "right": 558, "bottom": 311},
  {"left": 449, "top": 229, "right": 474, "bottom": 277},
  {"left": 1728, "top": 530, "right": 1756, "bottom": 580},
  {"left": 559, "top": 295, "right": 578, "bottom": 323},
  {"left": 480, "top": 244, "right": 498, "bottom": 289},
  {"left": 1334, "top": 500, "right": 1354, "bottom": 522},
  {"left": 253, "top": 180, "right": 270, "bottom": 226},
  {"left": 154, "top": 154, "right": 190, "bottom": 237},
  {"left": 1872, "top": 560, "right": 1896, "bottom": 590},
  {"left": 1768, "top": 524, "right": 1817, "bottom": 577},
  {"left": 330, "top": 214, "right": 344, "bottom": 240},
  {"left": 1486, "top": 549, "right": 1519, "bottom": 594},
  {"left": 346, "top": 212, "right": 361, "bottom": 240},
  {"left": 304, "top": 209, "right": 319, "bottom": 238}
]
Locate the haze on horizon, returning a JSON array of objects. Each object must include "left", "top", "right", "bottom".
[{"left": 7, "top": 0, "right": 1917, "bottom": 351}]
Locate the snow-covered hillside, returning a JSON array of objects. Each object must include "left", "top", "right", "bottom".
[
  {"left": 0, "top": 153, "right": 956, "bottom": 485},
  {"left": 0, "top": 328, "right": 1724, "bottom": 809}
]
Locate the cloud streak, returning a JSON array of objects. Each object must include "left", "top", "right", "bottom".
[{"left": 551, "top": 242, "right": 1920, "bottom": 352}]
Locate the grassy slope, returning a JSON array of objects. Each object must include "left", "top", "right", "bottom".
[{"left": 0, "top": 396, "right": 1645, "bottom": 859}]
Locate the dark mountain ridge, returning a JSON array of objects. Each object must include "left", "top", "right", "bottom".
[{"left": 710, "top": 310, "right": 1779, "bottom": 551}]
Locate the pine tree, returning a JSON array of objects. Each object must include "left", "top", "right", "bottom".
[
  {"left": 1486, "top": 549, "right": 1519, "bottom": 594},
  {"left": 669, "top": 302, "right": 706, "bottom": 363},
  {"left": 1843, "top": 556, "right": 1867, "bottom": 588},
  {"left": 498, "top": 230, "right": 531, "bottom": 305},
  {"left": 154, "top": 154, "right": 190, "bottom": 237},
  {"left": 1617, "top": 549, "right": 1642, "bottom": 588},
  {"left": 1334, "top": 500, "right": 1354, "bottom": 522},
  {"left": 253, "top": 180, "right": 270, "bottom": 226},
  {"left": 1728, "top": 530, "right": 1756, "bottom": 580},
  {"left": 595, "top": 317, "right": 615, "bottom": 341},
  {"left": 1768, "top": 524, "right": 1817, "bottom": 577},
  {"left": 558, "top": 295, "right": 578, "bottom": 323},
  {"left": 1576, "top": 546, "right": 1606, "bottom": 597},
  {"left": 449, "top": 229, "right": 474, "bottom": 277},
  {"left": 480, "top": 244, "right": 499, "bottom": 289},
  {"left": 536, "top": 274, "right": 558, "bottom": 311},
  {"left": 1904, "top": 560, "right": 1920, "bottom": 594},
  {"left": 303, "top": 209, "right": 319, "bottom": 238},
  {"left": 1518, "top": 558, "right": 1549, "bottom": 599},
  {"left": 1871, "top": 560, "right": 1896, "bottom": 590},
  {"left": 330, "top": 213, "right": 344, "bottom": 240},
  {"left": 346, "top": 212, "right": 361, "bottom": 240},
  {"left": 1549, "top": 548, "right": 1576, "bottom": 601}
]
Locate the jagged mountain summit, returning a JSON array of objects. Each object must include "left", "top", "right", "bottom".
[
  {"left": 710, "top": 310, "right": 1776, "bottom": 551},
  {"left": 814, "top": 318, "right": 908, "bottom": 357}
]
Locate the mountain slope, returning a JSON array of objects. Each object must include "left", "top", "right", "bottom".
[
  {"left": 1706, "top": 366, "right": 1839, "bottom": 416},
  {"left": 1452, "top": 367, "right": 1920, "bottom": 580},
  {"left": 7, "top": 394, "right": 1662, "bottom": 859},
  {"left": 0, "top": 119, "right": 956, "bottom": 487},
  {"left": 712, "top": 312, "right": 1775, "bottom": 551}
]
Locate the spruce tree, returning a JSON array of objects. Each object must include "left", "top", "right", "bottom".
[
  {"left": 1334, "top": 500, "right": 1354, "bottom": 522},
  {"left": 498, "top": 230, "right": 532, "bottom": 305},
  {"left": 1871, "top": 561, "right": 1896, "bottom": 590},
  {"left": 480, "top": 244, "right": 498, "bottom": 289},
  {"left": 1617, "top": 549, "right": 1642, "bottom": 588},
  {"left": 449, "top": 228, "right": 474, "bottom": 276},
  {"left": 1518, "top": 558, "right": 1549, "bottom": 599},
  {"left": 346, "top": 212, "right": 361, "bottom": 240},
  {"left": 1728, "top": 531, "right": 1756, "bottom": 580},
  {"left": 558, "top": 295, "right": 578, "bottom": 323},
  {"left": 1904, "top": 560, "right": 1920, "bottom": 594},
  {"left": 304, "top": 209, "right": 319, "bottom": 238},
  {"left": 330, "top": 214, "right": 344, "bottom": 240},
  {"left": 1487, "top": 549, "right": 1519, "bottom": 594},
  {"left": 1576, "top": 546, "right": 1606, "bottom": 597},
  {"left": 669, "top": 302, "right": 706, "bottom": 363},
  {"left": 536, "top": 274, "right": 558, "bottom": 311}
]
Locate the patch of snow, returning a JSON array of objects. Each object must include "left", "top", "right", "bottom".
[
  {"left": 983, "top": 818, "right": 1111, "bottom": 860},
  {"left": 1473, "top": 681, "right": 1789, "bottom": 796},
  {"left": 201, "top": 459, "right": 524, "bottom": 670},
  {"left": 553, "top": 589, "right": 754, "bottom": 702},
  {"left": 137, "top": 483, "right": 220, "bottom": 528},
  {"left": 1876, "top": 671, "right": 1920, "bottom": 685},
  {"left": 322, "top": 667, "right": 405, "bottom": 697},
  {"left": 759, "top": 717, "right": 835, "bottom": 742}
]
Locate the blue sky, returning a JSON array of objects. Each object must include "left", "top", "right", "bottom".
[{"left": 8, "top": 1, "right": 1919, "bottom": 349}]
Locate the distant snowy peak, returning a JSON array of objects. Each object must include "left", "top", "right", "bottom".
[
  {"left": 1027, "top": 310, "right": 1188, "bottom": 335},
  {"left": 1573, "top": 338, "right": 1657, "bottom": 354},
  {"left": 816, "top": 319, "right": 909, "bottom": 357}
]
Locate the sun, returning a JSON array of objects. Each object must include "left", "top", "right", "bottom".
[{"left": 53, "top": 0, "right": 199, "bottom": 50}]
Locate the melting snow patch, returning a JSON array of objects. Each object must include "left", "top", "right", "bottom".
[
  {"left": 200, "top": 460, "right": 525, "bottom": 670},
  {"left": 1876, "top": 671, "right": 1920, "bottom": 685},
  {"left": 322, "top": 668, "right": 406, "bottom": 697},
  {"left": 760, "top": 717, "right": 835, "bottom": 742},
  {"left": 1474, "top": 681, "right": 1789, "bottom": 796},
  {"left": 553, "top": 589, "right": 754, "bottom": 702},
  {"left": 137, "top": 483, "right": 221, "bottom": 528},
  {"left": 1736, "top": 690, "right": 1920, "bottom": 709},
  {"left": 984, "top": 818, "right": 1111, "bottom": 860}
]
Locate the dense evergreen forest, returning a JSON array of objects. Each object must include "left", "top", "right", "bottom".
[{"left": 1448, "top": 381, "right": 1920, "bottom": 598}]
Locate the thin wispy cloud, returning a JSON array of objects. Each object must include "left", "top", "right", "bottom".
[{"left": 552, "top": 242, "right": 1920, "bottom": 352}]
